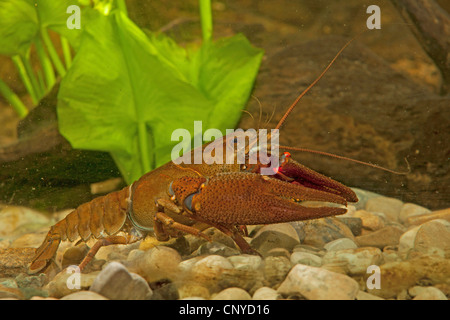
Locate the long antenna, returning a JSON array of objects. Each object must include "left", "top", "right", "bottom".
[
  {"left": 279, "top": 145, "right": 411, "bottom": 175},
  {"left": 274, "top": 35, "right": 359, "bottom": 131}
]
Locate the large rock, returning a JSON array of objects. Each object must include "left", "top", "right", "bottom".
[{"left": 277, "top": 264, "right": 359, "bottom": 300}]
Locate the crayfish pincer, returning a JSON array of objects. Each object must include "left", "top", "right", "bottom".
[{"left": 28, "top": 39, "right": 360, "bottom": 275}]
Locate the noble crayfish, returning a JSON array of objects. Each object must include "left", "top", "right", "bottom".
[{"left": 29, "top": 39, "right": 368, "bottom": 274}]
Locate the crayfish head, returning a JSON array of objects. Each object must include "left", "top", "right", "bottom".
[{"left": 169, "top": 176, "right": 207, "bottom": 212}]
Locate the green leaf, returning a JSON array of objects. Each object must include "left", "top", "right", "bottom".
[
  {"left": 58, "top": 9, "right": 263, "bottom": 184},
  {"left": 0, "top": 0, "right": 37, "bottom": 56},
  {"left": 36, "top": 0, "right": 84, "bottom": 49},
  {"left": 0, "top": 0, "right": 83, "bottom": 57}
]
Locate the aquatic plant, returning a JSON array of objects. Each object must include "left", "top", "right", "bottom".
[{"left": 0, "top": 0, "right": 263, "bottom": 184}]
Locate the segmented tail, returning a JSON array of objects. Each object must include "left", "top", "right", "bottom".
[{"left": 28, "top": 187, "right": 130, "bottom": 274}]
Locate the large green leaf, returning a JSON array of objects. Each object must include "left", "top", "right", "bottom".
[
  {"left": 0, "top": 0, "right": 37, "bottom": 56},
  {"left": 58, "top": 9, "right": 263, "bottom": 184},
  {"left": 0, "top": 0, "right": 82, "bottom": 57}
]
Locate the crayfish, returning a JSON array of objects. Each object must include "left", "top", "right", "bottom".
[{"left": 29, "top": 39, "right": 365, "bottom": 274}]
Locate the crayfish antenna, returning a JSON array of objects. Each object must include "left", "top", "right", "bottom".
[
  {"left": 279, "top": 145, "right": 411, "bottom": 175},
  {"left": 274, "top": 35, "right": 360, "bottom": 131}
]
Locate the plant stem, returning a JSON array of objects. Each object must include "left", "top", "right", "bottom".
[
  {"left": 60, "top": 36, "right": 72, "bottom": 69},
  {"left": 199, "top": 0, "right": 213, "bottom": 42},
  {"left": 40, "top": 28, "right": 66, "bottom": 78},
  {"left": 0, "top": 78, "right": 28, "bottom": 118},
  {"left": 34, "top": 36, "right": 55, "bottom": 91},
  {"left": 22, "top": 55, "right": 44, "bottom": 99},
  {"left": 138, "top": 121, "right": 151, "bottom": 175},
  {"left": 12, "top": 56, "right": 38, "bottom": 105},
  {"left": 116, "top": 0, "right": 128, "bottom": 16}
]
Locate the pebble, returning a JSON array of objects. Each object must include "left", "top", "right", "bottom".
[
  {"left": 227, "top": 254, "right": 262, "bottom": 271},
  {"left": 406, "top": 207, "right": 450, "bottom": 226},
  {"left": 0, "top": 248, "right": 36, "bottom": 277},
  {"left": 263, "top": 256, "right": 292, "bottom": 288},
  {"left": 324, "top": 238, "right": 358, "bottom": 251},
  {"left": 356, "top": 290, "right": 385, "bottom": 300},
  {"left": 355, "top": 226, "right": 404, "bottom": 249},
  {"left": 300, "top": 217, "right": 355, "bottom": 248},
  {"left": 250, "top": 223, "right": 300, "bottom": 256},
  {"left": 277, "top": 264, "right": 359, "bottom": 300},
  {"left": 265, "top": 247, "right": 291, "bottom": 259},
  {"left": 409, "top": 286, "right": 447, "bottom": 300},
  {"left": 60, "top": 290, "right": 108, "bottom": 300},
  {"left": 351, "top": 188, "right": 381, "bottom": 210},
  {"left": 252, "top": 286, "right": 279, "bottom": 300},
  {"left": 0, "top": 206, "right": 50, "bottom": 238},
  {"left": 194, "top": 241, "right": 240, "bottom": 257},
  {"left": 9, "top": 232, "right": 46, "bottom": 248},
  {"left": 336, "top": 217, "right": 363, "bottom": 236},
  {"left": 183, "top": 255, "right": 234, "bottom": 293},
  {"left": 126, "top": 246, "right": 182, "bottom": 283},
  {"left": 351, "top": 210, "right": 386, "bottom": 231},
  {"left": 399, "top": 219, "right": 450, "bottom": 258},
  {"left": 322, "top": 247, "right": 383, "bottom": 276},
  {"left": 177, "top": 283, "right": 210, "bottom": 300},
  {"left": 0, "top": 284, "right": 24, "bottom": 299},
  {"left": 365, "top": 196, "right": 403, "bottom": 222},
  {"left": 399, "top": 203, "right": 431, "bottom": 225},
  {"left": 212, "top": 287, "right": 252, "bottom": 300},
  {"left": 290, "top": 251, "right": 322, "bottom": 267},
  {"left": 90, "top": 262, "right": 152, "bottom": 300},
  {"left": 45, "top": 268, "right": 99, "bottom": 298},
  {"left": 365, "top": 255, "right": 450, "bottom": 299}
]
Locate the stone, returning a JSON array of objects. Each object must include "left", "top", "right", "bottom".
[
  {"left": 212, "top": 287, "right": 252, "bottom": 300},
  {"left": 409, "top": 286, "right": 447, "bottom": 300},
  {"left": 60, "top": 290, "right": 108, "bottom": 300},
  {"left": 365, "top": 255, "right": 450, "bottom": 299},
  {"left": 194, "top": 241, "right": 240, "bottom": 257},
  {"left": 227, "top": 254, "right": 263, "bottom": 271},
  {"left": 356, "top": 290, "right": 384, "bottom": 300},
  {"left": 399, "top": 203, "right": 431, "bottom": 225},
  {"left": 351, "top": 188, "right": 382, "bottom": 210},
  {"left": 182, "top": 255, "right": 234, "bottom": 293},
  {"left": 61, "top": 244, "right": 90, "bottom": 269},
  {"left": 45, "top": 268, "right": 98, "bottom": 298},
  {"left": 90, "top": 262, "right": 152, "bottom": 300},
  {"left": 95, "top": 241, "right": 139, "bottom": 261},
  {"left": 0, "top": 284, "right": 24, "bottom": 299},
  {"left": 9, "top": 232, "right": 46, "bottom": 248},
  {"left": 336, "top": 217, "right": 363, "bottom": 236},
  {"left": 252, "top": 286, "right": 279, "bottom": 300},
  {"left": 355, "top": 226, "right": 404, "bottom": 249},
  {"left": 407, "top": 207, "right": 450, "bottom": 226},
  {"left": 265, "top": 248, "right": 290, "bottom": 259},
  {"left": 263, "top": 256, "right": 292, "bottom": 288},
  {"left": 126, "top": 246, "right": 182, "bottom": 283},
  {"left": 415, "top": 219, "right": 450, "bottom": 258},
  {"left": 177, "top": 283, "right": 210, "bottom": 300},
  {"left": 324, "top": 238, "right": 358, "bottom": 251},
  {"left": 0, "top": 248, "right": 36, "bottom": 277},
  {"left": 151, "top": 282, "right": 179, "bottom": 300},
  {"left": 290, "top": 252, "right": 322, "bottom": 267},
  {"left": 277, "top": 264, "right": 359, "bottom": 300},
  {"left": 321, "top": 247, "right": 383, "bottom": 276},
  {"left": 399, "top": 219, "right": 450, "bottom": 258},
  {"left": 300, "top": 217, "right": 355, "bottom": 248},
  {"left": 365, "top": 196, "right": 403, "bottom": 222},
  {"left": 351, "top": 210, "right": 386, "bottom": 231},
  {"left": 0, "top": 205, "right": 50, "bottom": 237},
  {"left": 250, "top": 223, "right": 300, "bottom": 256}
]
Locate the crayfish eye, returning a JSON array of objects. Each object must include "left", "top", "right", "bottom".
[
  {"left": 280, "top": 152, "right": 291, "bottom": 165},
  {"left": 168, "top": 181, "right": 175, "bottom": 196}
]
